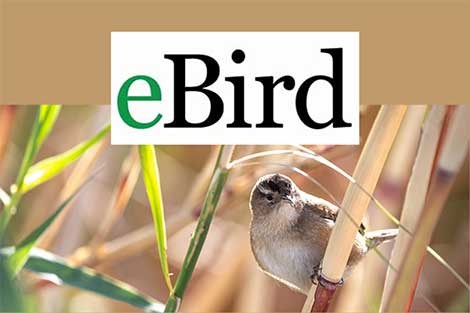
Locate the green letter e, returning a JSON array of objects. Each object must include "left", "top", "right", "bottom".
[{"left": 117, "top": 75, "right": 162, "bottom": 129}]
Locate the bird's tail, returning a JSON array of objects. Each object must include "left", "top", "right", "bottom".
[{"left": 365, "top": 228, "right": 399, "bottom": 250}]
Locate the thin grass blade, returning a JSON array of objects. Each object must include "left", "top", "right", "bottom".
[
  {"left": 20, "top": 124, "right": 110, "bottom": 193},
  {"left": 7, "top": 180, "right": 87, "bottom": 275},
  {"left": 0, "top": 248, "right": 164, "bottom": 313},
  {"left": 138, "top": 145, "right": 172, "bottom": 292}
]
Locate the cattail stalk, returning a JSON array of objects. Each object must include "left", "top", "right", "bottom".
[
  {"left": 379, "top": 105, "right": 446, "bottom": 310},
  {"left": 306, "top": 105, "right": 407, "bottom": 312},
  {"left": 384, "top": 105, "right": 469, "bottom": 311}
]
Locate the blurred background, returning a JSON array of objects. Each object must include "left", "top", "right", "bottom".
[{"left": 0, "top": 105, "right": 468, "bottom": 312}]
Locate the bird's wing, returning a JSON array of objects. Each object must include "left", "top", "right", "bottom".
[
  {"left": 302, "top": 193, "right": 366, "bottom": 235},
  {"left": 303, "top": 196, "right": 338, "bottom": 221}
]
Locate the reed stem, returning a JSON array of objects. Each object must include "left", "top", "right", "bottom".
[
  {"left": 307, "top": 105, "right": 406, "bottom": 312},
  {"left": 384, "top": 105, "right": 469, "bottom": 311},
  {"left": 164, "top": 145, "right": 234, "bottom": 313},
  {"left": 380, "top": 105, "right": 446, "bottom": 311}
]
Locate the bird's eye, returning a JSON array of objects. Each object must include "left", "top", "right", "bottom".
[{"left": 266, "top": 194, "right": 273, "bottom": 201}]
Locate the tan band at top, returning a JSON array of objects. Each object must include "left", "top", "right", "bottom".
[{"left": 2, "top": 0, "right": 469, "bottom": 105}]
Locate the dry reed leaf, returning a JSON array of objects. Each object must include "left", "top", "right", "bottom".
[{"left": 91, "top": 147, "right": 140, "bottom": 247}]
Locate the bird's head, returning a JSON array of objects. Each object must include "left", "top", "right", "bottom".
[{"left": 250, "top": 173, "right": 300, "bottom": 216}]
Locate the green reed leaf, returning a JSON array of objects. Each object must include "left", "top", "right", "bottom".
[
  {"left": 0, "top": 248, "right": 163, "bottom": 313},
  {"left": 17, "top": 105, "right": 62, "bottom": 184},
  {"left": 36, "top": 105, "right": 61, "bottom": 151},
  {"left": 20, "top": 124, "right": 110, "bottom": 193},
  {"left": 138, "top": 145, "right": 172, "bottom": 292}
]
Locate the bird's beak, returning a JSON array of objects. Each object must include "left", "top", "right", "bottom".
[{"left": 281, "top": 195, "right": 295, "bottom": 206}]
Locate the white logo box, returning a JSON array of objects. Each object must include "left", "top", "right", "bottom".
[{"left": 111, "top": 32, "right": 359, "bottom": 145}]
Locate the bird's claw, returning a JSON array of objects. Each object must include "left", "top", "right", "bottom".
[
  {"left": 310, "top": 264, "right": 322, "bottom": 285},
  {"left": 310, "top": 264, "right": 345, "bottom": 287}
]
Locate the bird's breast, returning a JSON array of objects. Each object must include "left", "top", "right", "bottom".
[{"left": 251, "top": 230, "right": 320, "bottom": 294}]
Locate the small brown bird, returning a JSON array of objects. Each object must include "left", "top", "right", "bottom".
[{"left": 249, "top": 173, "right": 398, "bottom": 294}]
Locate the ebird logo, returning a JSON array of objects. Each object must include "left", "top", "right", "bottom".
[{"left": 111, "top": 32, "right": 359, "bottom": 145}]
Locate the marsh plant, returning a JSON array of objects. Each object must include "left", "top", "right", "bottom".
[{"left": 0, "top": 105, "right": 468, "bottom": 312}]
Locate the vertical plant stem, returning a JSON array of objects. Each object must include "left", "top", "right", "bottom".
[
  {"left": 305, "top": 105, "right": 407, "bottom": 312},
  {"left": 357, "top": 106, "right": 428, "bottom": 312},
  {"left": 164, "top": 145, "right": 234, "bottom": 313},
  {"left": 385, "top": 105, "right": 469, "bottom": 311},
  {"left": 0, "top": 105, "right": 61, "bottom": 239},
  {"left": 0, "top": 113, "right": 41, "bottom": 238},
  {"left": 382, "top": 105, "right": 427, "bottom": 188},
  {"left": 380, "top": 105, "right": 446, "bottom": 310}
]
